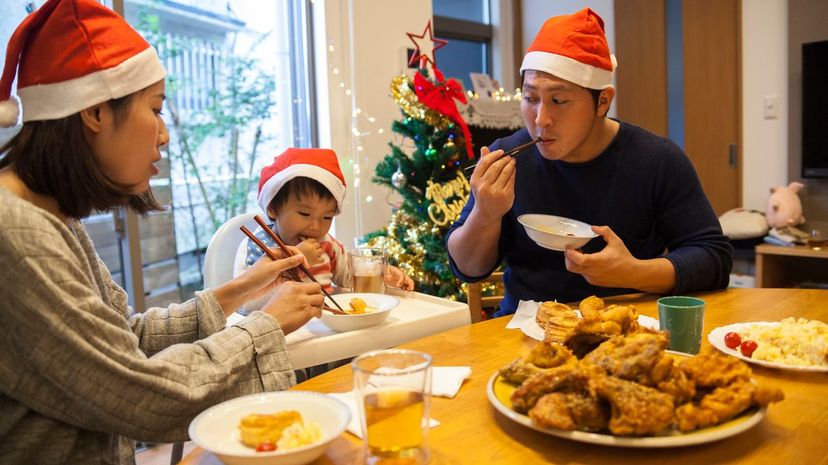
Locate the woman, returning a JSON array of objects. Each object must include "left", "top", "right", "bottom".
[{"left": 0, "top": 0, "right": 323, "bottom": 463}]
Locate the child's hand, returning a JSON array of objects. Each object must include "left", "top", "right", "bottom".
[
  {"left": 384, "top": 265, "right": 415, "bottom": 291},
  {"left": 297, "top": 238, "right": 325, "bottom": 266}
]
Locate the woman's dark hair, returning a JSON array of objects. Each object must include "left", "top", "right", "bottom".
[
  {"left": 268, "top": 177, "right": 336, "bottom": 212},
  {"left": 0, "top": 93, "right": 162, "bottom": 219}
]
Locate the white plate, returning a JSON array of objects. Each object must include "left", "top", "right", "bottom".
[
  {"left": 708, "top": 322, "right": 828, "bottom": 373},
  {"left": 486, "top": 372, "right": 765, "bottom": 448},
  {"left": 519, "top": 312, "right": 659, "bottom": 342},
  {"left": 189, "top": 391, "right": 349, "bottom": 465},
  {"left": 319, "top": 293, "right": 399, "bottom": 332}
]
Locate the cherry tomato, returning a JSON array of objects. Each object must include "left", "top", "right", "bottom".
[
  {"left": 740, "top": 340, "right": 758, "bottom": 358},
  {"left": 256, "top": 442, "right": 277, "bottom": 452},
  {"left": 724, "top": 332, "right": 742, "bottom": 349}
]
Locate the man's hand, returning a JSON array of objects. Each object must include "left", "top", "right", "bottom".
[
  {"left": 469, "top": 146, "right": 517, "bottom": 222},
  {"left": 564, "top": 225, "right": 676, "bottom": 293},
  {"left": 261, "top": 281, "right": 324, "bottom": 334},
  {"left": 383, "top": 265, "right": 415, "bottom": 291},
  {"left": 564, "top": 225, "right": 640, "bottom": 288},
  {"left": 297, "top": 238, "right": 325, "bottom": 266}
]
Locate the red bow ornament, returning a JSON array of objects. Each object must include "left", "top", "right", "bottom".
[{"left": 413, "top": 68, "right": 474, "bottom": 160}]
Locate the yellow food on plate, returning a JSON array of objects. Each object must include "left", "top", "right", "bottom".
[
  {"left": 348, "top": 297, "right": 377, "bottom": 314},
  {"left": 740, "top": 317, "right": 828, "bottom": 367},
  {"left": 238, "top": 410, "right": 321, "bottom": 450}
]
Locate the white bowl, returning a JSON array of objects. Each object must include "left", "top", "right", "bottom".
[
  {"left": 517, "top": 214, "right": 598, "bottom": 251},
  {"left": 188, "top": 391, "right": 350, "bottom": 465},
  {"left": 320, "top": 293, "right": 399, "bottom": 332}
]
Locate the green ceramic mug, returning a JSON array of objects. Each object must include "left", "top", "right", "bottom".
[{"left": 657, "top": 296, "right": 705, "bottom": 354}]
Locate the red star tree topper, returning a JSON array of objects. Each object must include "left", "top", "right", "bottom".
[{"left": 406, "top": 20, "right": 448, "bottom": 68}]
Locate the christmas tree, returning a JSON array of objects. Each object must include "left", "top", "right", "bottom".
[{"left": 363, "top": 62, "right": 477, "bottom": 301}]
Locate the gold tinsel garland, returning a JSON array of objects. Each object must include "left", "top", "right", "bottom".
[{"left": 390, "top": 74, "right": 451, "bottom": 129}]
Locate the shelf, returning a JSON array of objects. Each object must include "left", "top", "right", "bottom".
[{"left": 754, "top": 244, "right": 828, "bottom": 288}]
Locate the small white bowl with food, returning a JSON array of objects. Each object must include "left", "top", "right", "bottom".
[
  {"left": 517, "top": 214, "right": 598, "bottom": 251},
  {"left": 188, "top": 391, "right": 349, "bottom": 465},
  {"left": 319, "top": 293, "right": 399, "bottom": 332}
]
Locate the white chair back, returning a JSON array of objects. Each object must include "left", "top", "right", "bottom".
[{"left": 202, "top": 212, "right": 258, "bottom": 289}]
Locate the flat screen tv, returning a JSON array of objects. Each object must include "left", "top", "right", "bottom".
[{"left": 802, "top": 40, "right": 828, "bottom": 178}]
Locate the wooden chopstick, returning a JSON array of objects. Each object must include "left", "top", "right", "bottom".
[
  {"left": 252, "top": 215, "right": 348, "bottom": 314},
  {"left": 239, "top": 225, "right": 347, "bottom": 315},
  {"left": 463, "top": 137, "right": 542, "bottom": 172}
]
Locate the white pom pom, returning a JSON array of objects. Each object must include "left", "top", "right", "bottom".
[{"left": 0, "top": 96, "right": 20, "bottom": 128}]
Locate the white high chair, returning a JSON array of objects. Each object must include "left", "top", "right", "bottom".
[{"left": 202, "top": 212, "right": 258, "bottom": 289}]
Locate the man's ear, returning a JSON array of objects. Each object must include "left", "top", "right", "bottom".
[
  {"left": 597, "top": 86, "right": 616, "bottom": 117},
  {"left": 79, "top": 103, "right": 109, "bottom": 134}
]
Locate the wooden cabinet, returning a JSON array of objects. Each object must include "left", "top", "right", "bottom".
[{"left": 754, "top": 244, "right": 828, "bottom": 288}]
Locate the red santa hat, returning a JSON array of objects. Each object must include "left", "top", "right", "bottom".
[
  {"left": 257, "top": 148, "right": 347, "bottom": 217},
  {"left": 0, "top": 0, "right": 166, "bottom": 127},
  {"left": 520, "top": 8, "right": 617, "bottom": 89}
]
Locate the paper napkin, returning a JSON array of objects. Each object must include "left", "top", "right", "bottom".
[
  {"left": 371, "top": 366, "right": 472, "bottom": 399},
  {"left": 506, "top": 300, "right": 543, "bottom": 329},
  {"left": 327, "top": 391, "right": 440, "bottom": 439}
]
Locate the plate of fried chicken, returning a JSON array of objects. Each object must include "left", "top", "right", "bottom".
[{"left": 489, "top": 297, "right": 785, "bottom": 447}]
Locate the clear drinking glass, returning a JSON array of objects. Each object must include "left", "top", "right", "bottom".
[
  {"left": 349, "top": 247, "right": 388, "bottom": 294},
  {"left": 353, "top": 349, "right": 432, "bottom": 465}
]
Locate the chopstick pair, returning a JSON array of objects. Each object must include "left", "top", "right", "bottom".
[
  {"left": 239, "top": 216, "right": 347, "bottom": 315},
  {"left": 463, "top": 137, "right": 542, "bottom": 173}
]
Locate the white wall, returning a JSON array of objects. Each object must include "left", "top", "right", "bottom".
[
  {"left": 520, "top": 0, "right": 616, "bottom": 118},
  {"left": 313, "top": 0, "right": 432, "bottom": 249},
  {"left": 741, "top": 0, "right": 789, "bottom": 210}
]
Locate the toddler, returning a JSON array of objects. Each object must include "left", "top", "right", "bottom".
[{"left": 235, "top": 148, "right": 414, "bottom": 311}]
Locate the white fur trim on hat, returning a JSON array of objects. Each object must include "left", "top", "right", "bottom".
[
  {"left": 521, "top": 51, "right": 616, "bottom": 89},
  {"left": 257, "top": 164, "right": 347, "bottom": 216},
  {"left": 0, "top": 95, "right": 20, "bottom": 127},
  {"left": 17, "top": 46, "right": 166, "bottom": 122}
]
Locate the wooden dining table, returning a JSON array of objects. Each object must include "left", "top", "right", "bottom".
[{"left": 181, "top": 288, "right": 828, "bottom": 464}]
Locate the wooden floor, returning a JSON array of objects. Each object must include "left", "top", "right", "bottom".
[{"left": 136, "top": 442, "right": 196, "bottom": 465}]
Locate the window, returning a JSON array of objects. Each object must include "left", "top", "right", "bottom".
[
  {"left": 121, "top": 0, "right": 316, "bottom": 303},
  {"left": 433, "top": 0, "right": 492, "bottom": 91}
]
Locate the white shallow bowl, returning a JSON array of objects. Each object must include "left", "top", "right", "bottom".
[
  {"left": 320, "top": 293, "right": 399, "bottom": 332},
  {"left": 188, "top": 391, "right": 350, "bottom": 465},
  {"left": 517, "top": 214, "right": 598, "bottom": 251}
]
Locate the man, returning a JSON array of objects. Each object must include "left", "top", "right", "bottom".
[{"left": 446, "top": 8, "right": 732, "bottom": 316}]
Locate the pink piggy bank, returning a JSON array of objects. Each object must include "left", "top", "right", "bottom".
[{"left": 766, "top": 182, "right": 805, "bottom": 229}]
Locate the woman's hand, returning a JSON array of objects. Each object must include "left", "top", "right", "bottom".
[
  {"left": 214, "top": 249, "right": 309, "bottom": 316},
  {"left": 297, "top": 238, "right": 325, "bottom": 266},
  {"left": 384, "top": 265, "right": 415, "bottom": 291},
  {"left": 261, "top": 281, "right": 324, "bottom": 334}
]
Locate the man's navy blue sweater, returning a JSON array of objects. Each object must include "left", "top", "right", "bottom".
[{"left": 447, "top": 122, "right": 733, "bottom": 316}]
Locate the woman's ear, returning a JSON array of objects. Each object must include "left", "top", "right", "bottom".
[{"left": 79, "top": 103, "right": 110, "bottom": 134}]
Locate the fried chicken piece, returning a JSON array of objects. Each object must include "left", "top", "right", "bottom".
[
  {"left": 526, "top": 341, "right": 577, "bottom": 368},
  {"left": 579, "top": 295, "right": 605, "bottom": 319},
  {"left": 564, "top": 304, "right": 640, "bottom": 358},
  {"left": 498, "top": 342, "right": 576, "bottom": 384},
  {"left": 675, "top": 380, "right": 784, "bottom": 432},
  {"left": 656, "top": 364, "right": 697, "bottom": 405},
  {"left": 499, "top": 358, "right": 547, "bottom": 385},
  {"left": 529, "top": 392, "right": 609, "bottom": 431},
  {"left": 583, "top": 332, "right": 672, "bottom": 386},
  {"left": 679, "top": 352, "right": 752, "bottom": 388},
  {"left": 592, "top": 376, "right": 675, "bottom": 436},
  {"left": 511, "top": 363, "right": 601, "bottom": 414}
]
